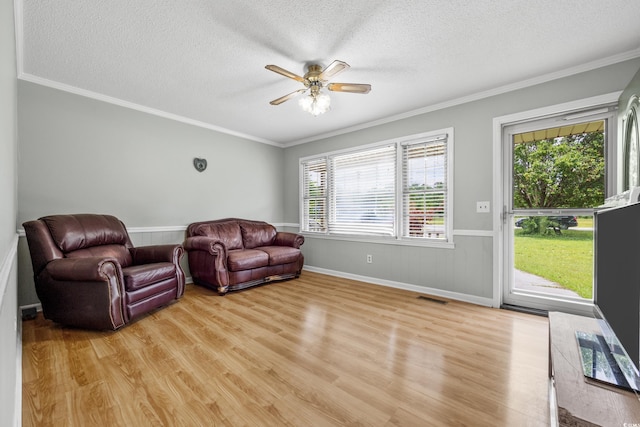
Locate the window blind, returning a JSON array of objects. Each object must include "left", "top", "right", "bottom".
[
  {"left": 302, "top": 158, "right": 327, "bottom": 232},
  {"left": 328, "top": 144, "right": 396, "bottom": 236},
  {"left": 402, "top": 135, "right": 448, "bottom": 239},
  {"left": 300, "top": 129, "right": 451, "bottom": 242}
]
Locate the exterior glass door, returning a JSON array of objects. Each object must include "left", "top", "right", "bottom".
[{"left": 502, "top": 110, "right": 615, "bottom": 315}]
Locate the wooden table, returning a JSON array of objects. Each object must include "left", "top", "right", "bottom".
[{"left": 549, "top": 311, "right": 640, "bottom": 426}]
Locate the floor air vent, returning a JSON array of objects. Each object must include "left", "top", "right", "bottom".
[{"left": 417, "top": 295, "right": 447, "bottom": 305}]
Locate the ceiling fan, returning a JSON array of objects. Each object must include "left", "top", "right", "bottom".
[{"left": 265, "top": 60, "right": 371, "bottom": 115}]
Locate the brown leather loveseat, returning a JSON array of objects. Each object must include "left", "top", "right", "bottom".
[
  {"left": 184, "top": 218, "right": 304, "bottom": 294},
  {"left": 23, "top": 214, "right": 186, "bottom": 330}
]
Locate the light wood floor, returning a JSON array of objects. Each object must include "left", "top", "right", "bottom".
[{"left": 22, "top": 271, "right": 550, "bottom": 426}]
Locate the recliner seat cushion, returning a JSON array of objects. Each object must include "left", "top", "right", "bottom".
[
  {"left": 123, "top": 262, "right": 177, "bottom": 291},
  {"left": 227, "top": 249, "right": 269, "bottom": 271}
]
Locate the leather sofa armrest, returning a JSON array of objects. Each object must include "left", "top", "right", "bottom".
[
  {"left": 184, "top": 236, "right": 227, "bottom": 257},
  {"left": 184, "top": 236, "right": 229, "bottom": 291},
  {"left": 46, "top": 257, "right": 122, "bottom": 282},
  {"left": 274, "top": 232, "right": 305, "bottom": 249},
  {"left": 130, "top": 244, "right": 183, "bottom": 265}
]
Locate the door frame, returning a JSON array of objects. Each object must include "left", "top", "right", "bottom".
[{"left": 492, "top": 92, "right": 621, "bottom": 315}]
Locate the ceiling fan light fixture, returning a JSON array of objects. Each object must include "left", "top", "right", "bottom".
[
  {"left": 266, "top": 59, "right": 369, "bottom": 115},
  {"left": 299, "top": 90, "right": 331, "bottom": 116}
]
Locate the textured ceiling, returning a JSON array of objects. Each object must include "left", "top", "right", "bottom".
[{"left": 17, "top": 0, "right": 640, "bottom": 146}]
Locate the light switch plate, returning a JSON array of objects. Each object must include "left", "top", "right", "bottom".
[{"left": 476, "top": 201, "right": 490, "bottom": 213}]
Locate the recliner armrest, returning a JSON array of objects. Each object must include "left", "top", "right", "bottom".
[
  {"left": 46, "top": 257, "right": 121, "bottom": 282},
  {"left": 274, "top": 232, "right": 305, "bottom": 249},
  {"left": 130, "top": 244, "right": 183, "bottom": 265}
]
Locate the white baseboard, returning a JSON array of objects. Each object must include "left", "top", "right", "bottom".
[
  {"left": 303, "top": 265, "right": 494, "bottom": 307},
  {"left": 19, "top": 302, "right": 41, "bottom": 312}
]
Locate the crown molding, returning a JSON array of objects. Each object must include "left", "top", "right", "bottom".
[
  {"left": 17, "top": 73, "right": 283, "bottom": 148},
  {"left": 285, "top": 48, "right": 640, "bottom": 147}
]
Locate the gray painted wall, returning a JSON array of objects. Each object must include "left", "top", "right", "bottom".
[
  {"left": 619, "top": 66, "right": 640, "bottom": 124},
  {"left": 17, "top": 81, "right": 285, "bottom": 305},
  {"left": 283, "top": 58, "right": 640, "bottom": 302},
  {"left": 617, "top": 66, "right": 640, "bottom": 193},
  {"left": 0, "top": 0, "right": 17, "bottom": 254},
  {"left": 17, "top": 81, "right": 284, "bottom": 226},
  {"left": 1, "top": 0, "right": 19, "bottom": 424}
]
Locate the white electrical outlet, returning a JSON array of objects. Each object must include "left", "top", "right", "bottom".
[
  {"left": 366, "top": 254, "right": 373, "bottom": 264},
  {"left": 476, "top": 201, "right": 490, "bottom": 213}
]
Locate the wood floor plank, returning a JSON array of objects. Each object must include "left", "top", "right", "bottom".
[{"left": 22, "top": 271, "right": 550, "bottom": 426}]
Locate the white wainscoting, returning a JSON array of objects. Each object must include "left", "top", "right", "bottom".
[
  {"left": 0, "top": 235, "right": 20, "bottom": 427},
  {"left": 0, "top": 235, "right": 18, "bottom": 310},
  {"left": 126, "top": 225, "right": 186, "bottom": 247}
]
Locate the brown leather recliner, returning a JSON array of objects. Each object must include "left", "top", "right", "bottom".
[{"left": 22, "top": 214, "right": 185, "bottom": 330}]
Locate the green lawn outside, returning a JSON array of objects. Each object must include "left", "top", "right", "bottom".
[
  {"left": 576, "top": 216, "right": 593, "bottom": 229},
  {"left": 514, "top": 228, "right": 593, "bottom": 299}
]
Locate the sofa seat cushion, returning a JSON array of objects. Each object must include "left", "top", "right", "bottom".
[
  {"left": 227, "top": 249, "right": 269, "bottom": 271},
  {"left": 258, "top": 246, "right": 301, "bottom": 266},
  {"left": 123, "top": 262, "right": 176, "bottom": 291}
]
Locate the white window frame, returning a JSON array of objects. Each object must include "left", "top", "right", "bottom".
[{"left": 299, "top": 128, "right": 454, "bottom": 248}]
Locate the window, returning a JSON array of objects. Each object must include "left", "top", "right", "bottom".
[
  {"left": 402, "top": 136, "right": 448, "bottom": 238},
  {"left": 300, "top": 129, "right": 453, "bottom": 243},
  {"left": 301, "top": 158, "right": 327, "bottom": 232}
]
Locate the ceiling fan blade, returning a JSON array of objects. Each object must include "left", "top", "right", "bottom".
[
  {"left": 265, "top": 64, "right": 305, "bottom": 82},
  {"left": 327, "top": 83, "right": 371, "bottom": 94},
  {"left": 318, "top": 60, "right": 350, "bottom": 81},
  {"left": 269, "top": 88, "right": 307, "bottom": 105}
]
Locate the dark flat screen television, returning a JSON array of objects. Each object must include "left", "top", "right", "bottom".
[{"left": 590, "top": 201, "right": 640, "bottom": 391}]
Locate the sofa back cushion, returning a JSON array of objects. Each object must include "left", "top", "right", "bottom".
[
  {"left": 240, "top": 220, "right": 276, "bottom": 249},
  {"left": 191, "top": 221, "right": 244, "bottom": 250}
]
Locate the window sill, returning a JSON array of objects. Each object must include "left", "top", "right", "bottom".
[{"left": 300, "top": 232, "right": 455, "bottom": 249}]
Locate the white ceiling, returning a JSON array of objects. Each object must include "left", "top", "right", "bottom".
[{"left": 16, "top": 0, "right": 640, "bottom": 146}]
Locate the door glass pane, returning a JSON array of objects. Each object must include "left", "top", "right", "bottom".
[
  {"left": 514, "top": 215, "right": 594, "bottom": 299},
  {"left": 512, "top": 120, "right": 605, "bottom": 210},
  {"left": 511, "top": 120, "right": 605, "bottom": 301}
]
